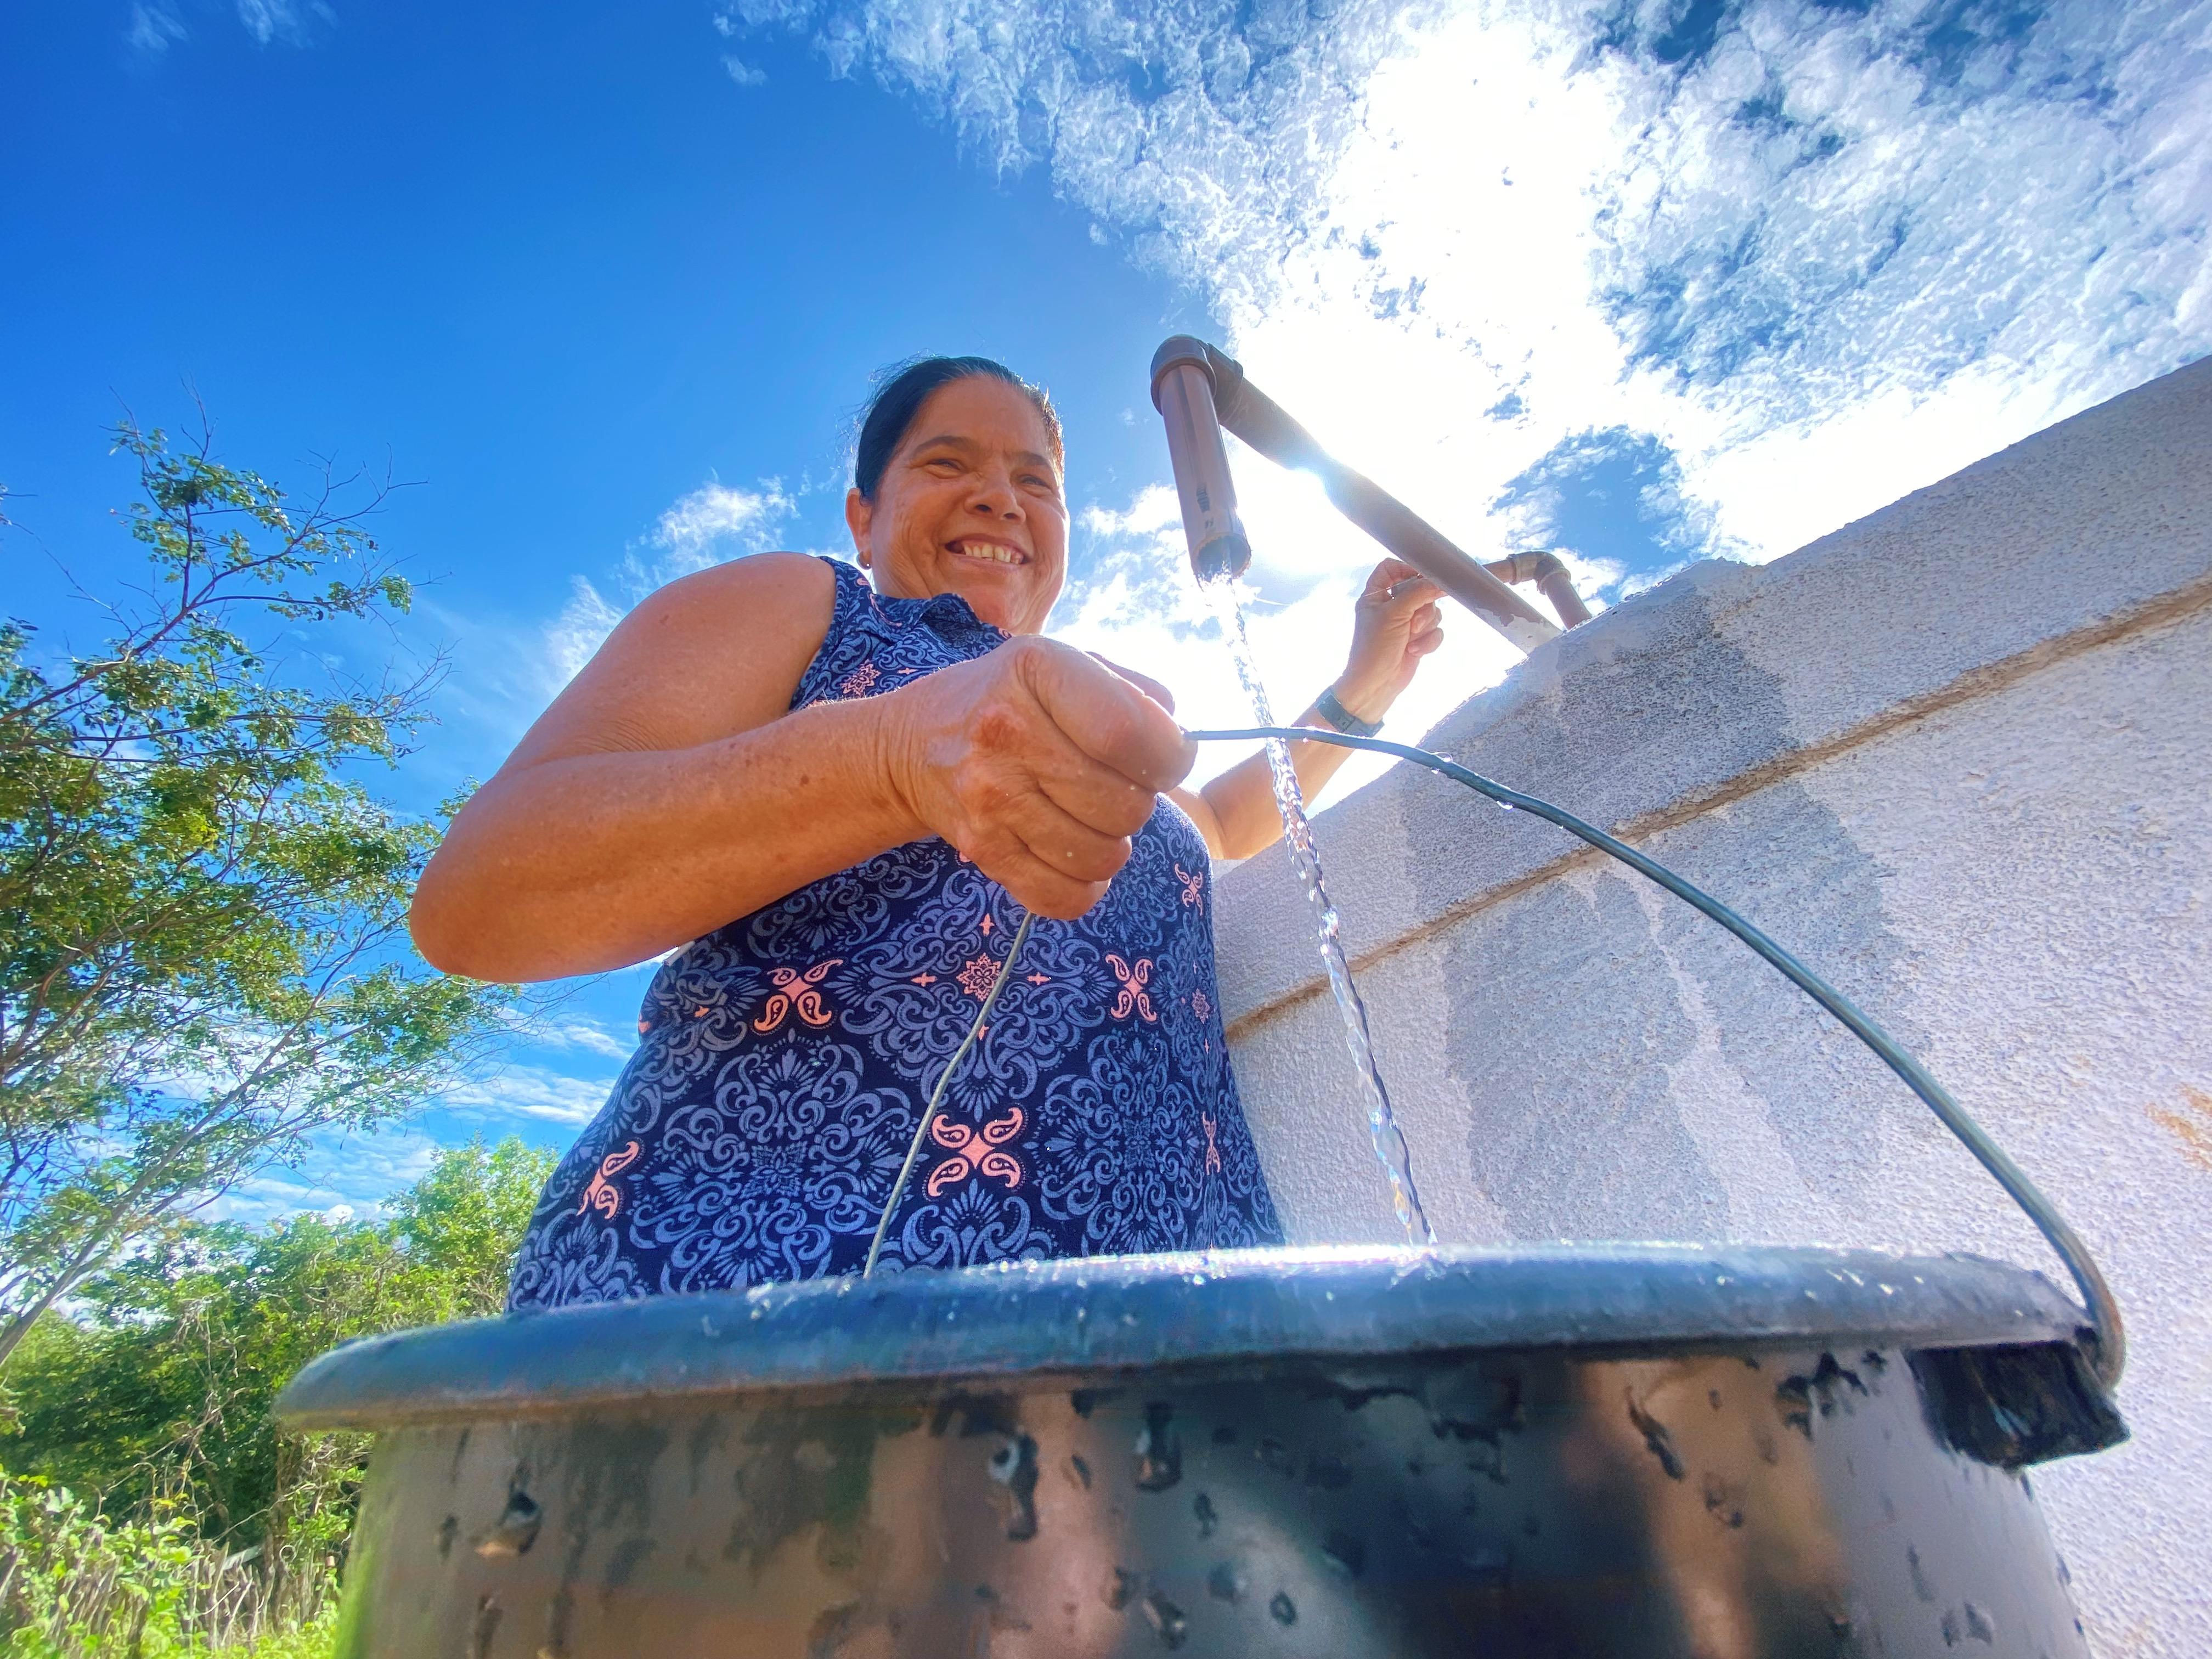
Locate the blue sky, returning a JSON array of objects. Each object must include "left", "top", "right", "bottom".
[{"left": 5, "top": 0, "right": 2208, "bottom": 1218}]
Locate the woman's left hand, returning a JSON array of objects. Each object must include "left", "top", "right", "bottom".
[{"left": 1333, "top": 558, "right": 1445, "bottom": 723}]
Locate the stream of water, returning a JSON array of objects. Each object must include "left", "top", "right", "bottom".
[{"left": 1205, "top": 577, "right": 1436, "bottom": 1246}]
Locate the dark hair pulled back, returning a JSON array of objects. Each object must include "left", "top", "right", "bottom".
[{"left": 854, "top": 356, "right": 1063, "bottom": 502}]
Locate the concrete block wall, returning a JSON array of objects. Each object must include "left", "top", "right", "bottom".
[{"left": 1215, "top": 357, "right": 2212, "bottom": 1655}]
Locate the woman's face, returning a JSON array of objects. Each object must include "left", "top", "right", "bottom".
[{"left": 845, "top": 376, "right": 1069, "bottom": 635}]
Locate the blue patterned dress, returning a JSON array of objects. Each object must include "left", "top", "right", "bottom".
[{"left": 505, "top": 558, "right": 1283, "bottom": 1309}]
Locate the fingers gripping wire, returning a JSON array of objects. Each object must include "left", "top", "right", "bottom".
[
  {"left": 864, "top": 912, "right": 1036, "bottom": 1278},
  {"left": 1186, "top": 725, "right": 2125, "bottom": 1387}
]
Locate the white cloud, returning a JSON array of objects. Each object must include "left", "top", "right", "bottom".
[
  {"left": 535, "top": 480, "right": 798, "bottom": 690},
  {"left": 1080, "top": 484, "right": 1180, "bottom": 540},
  {"left": 233, "top": 0, "right": 329, "bottom": 47},
  {"left": 543, "top": 575, "right": 626, "bottom": 689},
  {"left": 440, "top": 1062, "right": 619, "bottom": 1126},
  {"left": 724, "top": 55, "right": 768, "bottom": 86},
  {"left": 652, "top": 480, "right": 794, "bottom": 569},
  {"left": 202, "top": 1132, "right": 443, "bottom": 1226},
  {"left": 126, "top": 2, "right": 187, "bottom": 55},
  {"left": 534, "top": 1020, "right": 634, "bottom": 1061},
  {"left": 736, "top": 0, "right": 2211, "bottom": 579},
  {"left": 500, "top": 1003, "right": 637, "bottom": 1061}
]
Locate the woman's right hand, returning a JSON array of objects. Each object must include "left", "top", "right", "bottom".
[{"left": 879, "top": 636, "right": 1196, "bottom": 919}]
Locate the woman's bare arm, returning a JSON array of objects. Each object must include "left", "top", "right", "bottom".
[
  {"left": 412, "top": 555, "right": 881, "bottom": 980},
  {"left": 411, "top": 555, "right": 1194, "bottom": 983},
  {"left": 1170, "top": 560, "right": 1445, "bottom": 862}
]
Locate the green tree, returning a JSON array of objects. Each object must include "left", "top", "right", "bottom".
[
  {"left": 1, "top": 1138, "right": 555, "bottom": 1553},
  {"left": 382, "top": 1135, "right": 559, "bottom": 1320},
  {"left": 0, "top": 1137, "right": 553, "bottom": 1653},
  {"left": 0, "top": 421, "right": 514, "bottom": 1367}
]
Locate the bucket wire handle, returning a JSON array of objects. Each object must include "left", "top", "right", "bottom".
[
  {"left": 863, "top": 912, "right": 1035, "bottom": 1278},
  {"left": 1186, "top": 725, "right": 2126, "bottom": 1387}
]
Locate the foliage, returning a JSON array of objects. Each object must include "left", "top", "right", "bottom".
[
  {"left": 1, "top": 1139, "right": 555, "bottom": 1557},
  {"left": 0, "top": 1474, "right": 338, "bottom": 1656},
  {"left": 0, "top": 421, "right": 516, "bottom": 1366}
]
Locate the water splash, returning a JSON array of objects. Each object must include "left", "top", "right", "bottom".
[{"left": 1205, "top": 577, "right": 1435, "bottom": 1245}]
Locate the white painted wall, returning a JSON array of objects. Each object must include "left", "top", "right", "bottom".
[{"left": 1215, "top": 357, "right": 2212, "bottom": 1656}]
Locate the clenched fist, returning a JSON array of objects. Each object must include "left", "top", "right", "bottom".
[{"left": 877, "top": 635, "right": 1197, "bottom": 919}]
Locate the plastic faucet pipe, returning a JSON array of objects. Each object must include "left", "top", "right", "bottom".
[
  {"left": 1151, "top": 336, "right": 1564, "bottom": 653},
  {"left": 1486, "top": 550, "right": 1595, "bottom": 629},
  {"left": 1148, "top": 337, "right": 1252, "bottom": 583}
]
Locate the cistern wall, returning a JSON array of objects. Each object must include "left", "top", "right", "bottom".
[{"left": 1215, "top": 356, "right": 2212, "bottom": 1657}]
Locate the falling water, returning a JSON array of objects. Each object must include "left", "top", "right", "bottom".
[{"left": 1205, "top": 577, "right": 1436, "bottom": 1246}]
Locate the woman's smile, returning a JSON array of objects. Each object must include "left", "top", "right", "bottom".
[
  {"left": 847, "top": 375, "right": 1069, "bottom": 634},
  {"left": 946, "top": 536, "right": 1030, "bottom": 566}
]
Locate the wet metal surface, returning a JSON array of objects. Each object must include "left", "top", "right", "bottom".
[
  {"left": 281, "top": 1248, "right": 2120, "bottom": 1657},
  {"left": 279, "top": 1244, "right": 2093, "bottom": 1427}
]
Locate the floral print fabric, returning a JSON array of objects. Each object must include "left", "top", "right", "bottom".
[{"left": 505, "top": 558, "right": 1282, "bottom": 1308}]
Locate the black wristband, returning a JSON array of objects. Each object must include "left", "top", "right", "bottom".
[{"left": 1312, "top": 685, "right": 1383, "bottom": 738}]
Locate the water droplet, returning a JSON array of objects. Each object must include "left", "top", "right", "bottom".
[
  {"left": 1133, "top": 1402, "right": 1183, "bottom": 1492},
  {"left": 469, "top": 1595, "right": 501, "bottom": 1659},
  {"left": 1142, "top": 1590, "right": 1188, "bottom": 1649},
  {"left": 1207, "top": 1561, "right": 1245, "bottom": 1602},
  {"left": 1101, "top": 1566, "right": 1137, "bottom": 1611},
  {"left": 435, "top": 1515, "right": 458, "bottom": 1559},
  {"left": 1908, "top": 1545, "right": 1937, "bottom": 1604},
  {"left": 1066, "top": 1380, "right": 1115, "bottom": 1424},
  {"left": 1321, "top": 1530, "right": 1365, "bottom": 1577},
  {"left": 1192, "top": 1492, "right": 1218, "bottom": 1537},
  {"left": 988, "top": 1434, "right": 1040, "bottom": 1541},
  {"left": 1701, "top": 1474, "right": 1745, "bottom": 1530},
  {"left": 1624, "top": 1392, "right": 1685, "bottom": 1481},
  {"left": 475, "top": 1487, "right": 541, "bottom": 1558},
  {"left": 1268, "top": 1592, "right": 1297, "bottom": 1627}
]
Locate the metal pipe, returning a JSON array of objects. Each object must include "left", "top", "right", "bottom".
[
  {"left": 1486, "top": 550, "right": 1594, "bottom": 628},
  {"left": 1155, "top": 336, "right": 1562, "bottom": 654}
]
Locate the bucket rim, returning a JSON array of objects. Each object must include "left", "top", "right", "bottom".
[{"left": 275, "top": 1243, "right": 2089, "bottom": 1432}]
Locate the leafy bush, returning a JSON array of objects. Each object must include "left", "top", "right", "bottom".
[
  {"left": 0, "top": 1474, "right": 335, "bottom": 1656},
  {"left": 0, "top": 1137, "right": 554, "bottom": 1655}
]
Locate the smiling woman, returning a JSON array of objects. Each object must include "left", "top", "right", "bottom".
[
  {"left": 845, "top": 354, "right": 1070, "bottom": 635},
  {"left": 408, "top": 355, "right": 1447, "bottom": 1302}
]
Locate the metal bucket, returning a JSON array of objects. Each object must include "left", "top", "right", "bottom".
[{"left": 279, "top": 1244, "right": 2124, "bottom": 1657}]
